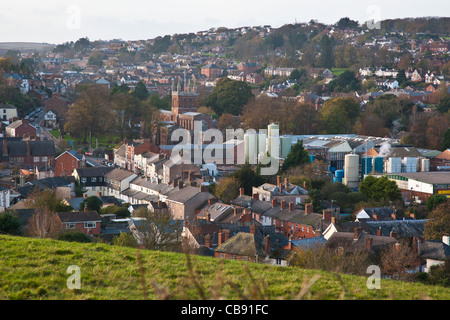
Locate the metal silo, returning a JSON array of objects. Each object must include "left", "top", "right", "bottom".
[
  {"left": 344, "top": 153, "right": 359, "bottom": 189},
  {"left": 280, "top": 136, "right": 292, "bottom": 158},
  {"left": 361, "top": 157, "right": 372, "bottom": 180},
  {"left": 257, "top": 132, "right": 267, "bottom": 157},
  {"left": 421, "top": 158, "right": 430, "bottom": 172},
  {"left": 266, "top": 123, "right": 280, "bottom": 158},
  {"left": 373, "top": 156, "right": 384, "bottom": 174},
  {"left": 244, "top": 132, "right": 258, "bottom": 164}
]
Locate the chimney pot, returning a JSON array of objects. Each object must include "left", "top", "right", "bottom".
[
  {"left": 354, "top": 227, "right": 362, "bottom": 240},
  {"left": 305, "top": 203, "right": 313, "bottom": 214},
  {"left": 272, "top": 198, "right": 277, "bottom": 207},
  {"left": 289, "top": 202, "right": 294, "bottom": 212},
  {"left": 377, "top": 227, "right": 382, "bottom": 236},
  {"left": 218, "top": 232, "right": 223, "bottom": 245},
  {"left": 239, "top": 188, "right": 245, "bottom": 196},
  {"left": 281, "top": 200, "right": 286, "bottom": 209}
]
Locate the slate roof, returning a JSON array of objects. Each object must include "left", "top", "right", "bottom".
[
  {"left": 420, "top": 240, "right": 450, "bottom": 261},
  {"left": 6, "top": 140, "right": 55, "bottom": 157},
  {"left": 105, "top": 168, "right": 136, "bottom": 181},
  {"left": 57, "top": 211, "right": 101, "bottom": 223},
  {"left": 325, "top": 232, "right": 397, "bottom": 254},
  {"left": 74, "top": 166, "right": 114, "bottom": 177},
  {"left": 365, "top": 219, "right": 428, "bottom": 238},
  {"left": 167, "top": 185, "right": 206, "bottom": 204}
]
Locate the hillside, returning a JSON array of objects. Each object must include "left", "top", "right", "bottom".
[{"left": 1, "top": 234, "right": 450, "bottom": 300}]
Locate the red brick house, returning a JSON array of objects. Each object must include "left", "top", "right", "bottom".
[
  {"left": 55, "top": 150, "right": 86, "bottom": 177},
  {"left": 5, "top": 119, "right": 37, "bottom": 138},
  {"left": 2, "top": 139, "right": 56, "bottom": 168},
  {"left": 44, "top": 96, "right": 69, "bottom": 126},
  {"left": 55, "top": 211, "right": 102, "bottom": 236},
  {"left": 201, "top": 63, "right": 222, "bottom": 79}
]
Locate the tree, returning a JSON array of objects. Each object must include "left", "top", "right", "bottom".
[
  {"left": 132, "top": 207, "right": 183, "bottom": 252},
  {"left": 442, "top": 128, "right": 450, "bottom": 150},
  {"left": 336, "top": 17, "right": 359, "bottom": 29},
  {"left": 218, "top": 113, "right": 240, "bottom": 130},
  {"left": 424, "top": 202, "right": 450, "bottom": 240},
  {"left": 281, "top": 141, "right": 310, "bottom": 172},
  {"left": 65, "top": 85, "right": 114, "bottom": 148},
  {"left": 318, "top": 97, "right": 360, "bottom": 133},
  {"left": 213, "top": 176, "right": 241, "bottom": 203},
  {"left": 359, "top": 175, "right": 401, "bottom": 203},
  {"left": 318, "top": 35, "right": 334, "bottom": 69},
  {"left": 0, "top": 211, "right": 21, "bottom": 235},
  {"left": 380, "top": 241, "right": 420, "bottom": 281},
  {"left": 426, "top": 194, "right": 448, "bottom": 211},
  {"left": 80, "top": 196, "right": 103, "bottom": 212},
  {"left": 202, "top": 78, "right": 253, "bottom": 116},
  {"left": 328, "top": 70, "right": 360, "bottom": 93},
  {"left": 232, "top": 163, "right": 265, "bottom": 195},
  {"left": 133, "top": 81, "right": 149, "bottom": 100},
  {"left": 23, "top": 188, "right": 72, "bottom": 238}
]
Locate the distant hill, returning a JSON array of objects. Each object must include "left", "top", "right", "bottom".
[
  {"left": 1, "top": 234, "right": 450, "bottom": 300},
  {"left": 0, "top": 42, "right": 55, "bottom": 56}
]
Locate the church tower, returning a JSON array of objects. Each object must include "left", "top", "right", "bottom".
[{"left": 171, "top": 74, "right": 198, "bottom": 117}]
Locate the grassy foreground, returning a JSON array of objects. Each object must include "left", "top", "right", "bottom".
[{"left": 1, "top": 234, "right": 450, "bottom": 300}]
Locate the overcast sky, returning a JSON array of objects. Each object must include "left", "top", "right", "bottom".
[{"left": 0, "top": 1, "right": 449, "bottom": 44}]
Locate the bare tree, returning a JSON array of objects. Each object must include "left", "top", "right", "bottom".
[{"left": 131, "top": 207, "right": 183, "bottom": 252}]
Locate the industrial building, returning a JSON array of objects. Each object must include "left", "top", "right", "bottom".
[{"left": 383, "top": 171, "right": 450, "bottom": 202}]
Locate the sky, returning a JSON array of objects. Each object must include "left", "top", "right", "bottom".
[{"left": 0, "top": 0, "right": 449, "bottom": 44}]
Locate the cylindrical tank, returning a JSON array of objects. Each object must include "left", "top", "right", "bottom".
[
  {"left": 244, "top": 133, "right": 258, "bottom": 164},
  {"left": 386, "top": 157, "right": 401, "bottom": 173},
  {"left": 361, "top": 157, "right": 372, "bottom": 180},
  {"left": 335, "top": 169, "right": 345, "bottom": 178},
  {"left": 421, "top": 158, "right": 430, "bottom": 172},
  {"left": 257, "top": 133, "right": 267, "bottom": 156},
  {"left": 344, "top": 153, "right": 359, "bottom": 189},
  {"left": 280, "top": 136, "right": 292, "bottom": 158},
  {"left": 266, "top": 123, "right": 280, "bottom": 158},
  {"left": 373, "top": 156, "right": 384, "bottom": 173},
  {"left": 333, "top": 177, "right": 343, "bottom": 183}
]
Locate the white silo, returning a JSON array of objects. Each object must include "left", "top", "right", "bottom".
[
  {"left": 257, "top": 132, "right": 267, "bottom": 157},
  {"left": 244, "top": 132, "right": 258, "bottom": 164},
  {"left": 386, "top": 157, "right": 402, "bottom": 173},
  {"left": 266, "top": 123, "right": 280, "bottom": 158},
  {"left": 343, "top": 153, "right": 359, "bottom": 189},
  {"left": 421, "top": 158, "right": 430, "bottom": 172}
]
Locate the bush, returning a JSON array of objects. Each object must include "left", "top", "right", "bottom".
[
  {"left": 0, "top": 211, "right": 21, "bottom": 235},
  {"left": 57, "top": 231, "right": 93, "bottom": 243}
]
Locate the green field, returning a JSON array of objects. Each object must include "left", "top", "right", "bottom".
[
  {"left": 1, "top": 235, "right": 450, "bottom": 300},
  {"left": 331, "top": 68, "right": 349, "bottom": 76},
  {"left": 50, "top": 130, "right": 120, "bottom": 150}
]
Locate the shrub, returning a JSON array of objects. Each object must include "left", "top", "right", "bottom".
[{"left": 57, "top": 231, "right": 93, "bottom": 243}]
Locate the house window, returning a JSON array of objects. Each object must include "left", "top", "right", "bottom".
[
  {"left": 34, "top": 157, "right": 40, "bottom": 163},
  {"left": 91, "top": 177, "right": 97, "bottom": 182},
  {"left": 99, "top": 177, "right": 103, "bottom": 182},
  {"left": 276, "top": 259, "right": 282, "bottom": 265},
  {"left": 41, "top": 156, "right": 48, "bottom": 163},
  {"left": 84, "top": 222, "right": 96, "bottom": 229},
  {"left": 66, "top": 223, "right": 76, "bottom": 229},
  {"left": 81, "top": 177, "right": 87, "bottom": 183}
]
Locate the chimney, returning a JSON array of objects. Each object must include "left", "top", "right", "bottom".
[
  {"left": 83, "top": 193, "right": 87, "bottom": 198},
  {"left": 264, "top": 235, "right": 271, "bottom": 254},
  {"left": 373, "top": 214, "right": 378, "bottom": 221},
  {"left": 377, "top": 227, "right": 382, "bottom": 236},
  {"left": 354, "top": 227, "right": 362, "bottom": 240},
  {"left": 410, "top": 212, "right": 416, "bottom": 219},
  {"left": 188, "top": 170, "right": 192, "bottom": 183},
  {"left": 303, "top": 181, "right": 307, "bottom": 190},
  {"left": 322, "top": 209, "right": 332, "bottom": 221},
  {"left": 289, "top": 202, "right": 294, "bottom": 212},
  {"left": 390, "top": 230, "right": 399, "bottom": 239},
  {"left": 284, "top": 177, "right": 289, "bottom": 189},
  {"left": 305, "top": 203, "right": 313, "bottom": 215},
  {"left": 277, "top": 175, "right": 281, "bottom": 189},
  {"left": 2, "top": 140, "right": 7, "bottom": 156},
  {"left": 331, "top": 216, "right": 336, "bottom": 225},
  {"left": 218, "top": 231, "right": 224, "bottom": 245},
  {"left": 234, "top": 207, "right": 238, "bottom": 216},
  {"left": 252, "top": 193, "right": 259, "bottom": 200},
  {"left": 288, "top": 235, "right": 293, "bottom": 250},
  {"left": 391, "top": 213, "right": 397, "bottom": 220},
  {"left": 239, "top": 188, "right": 245, "bottom": 196},
  {"left": 204, "top": 234, "right": 211, "bottom": 248},
  {"left": 224, "top": 229, "right": 230, "bottom": 242},
  {"left": 178, "top": 180, "right": 183, "bottom": 189},
  {"left": 200, "top": 185, "right": 208, "bottom": 192},
  {"left": 281, "top": 200, "right": 286, "bottom": 210},
  {"left": 207, "top": 213, "right": 211, "bottom": 221},
  {"left": 250, "top": 224, "right": 256, "bottom": 235},
  {"left": 365, "top": 237, "right": 373, "bottom": 251},
  {"left": 272, "top": 198, "right": 277, "bottom": 207},
  {"left": 97, "top": 192, "right": 101, "bottom": 197},
  {"left": 208, "top": 197, "right": 216, "bottom": 205}
]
